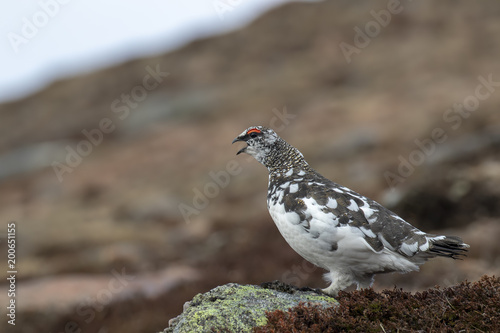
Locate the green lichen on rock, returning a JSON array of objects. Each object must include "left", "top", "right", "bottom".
[{"left": 163, "top": 281, "right": 336, "bottom": 333}]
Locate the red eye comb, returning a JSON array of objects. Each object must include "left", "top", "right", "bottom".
[{"left": 247, "top": 128, "right": 261, "bottom": 134}]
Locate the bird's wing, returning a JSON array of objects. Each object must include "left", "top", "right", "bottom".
[{"left": 280, "top": 176, "right": 435, "bottom": 258}]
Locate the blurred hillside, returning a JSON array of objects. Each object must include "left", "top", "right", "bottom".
[{"left": 1, "top": 1, "right": 500, "bottom": 332}]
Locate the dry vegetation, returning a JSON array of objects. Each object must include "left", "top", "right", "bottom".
[{"left": 257, "top": 275, "right": 500, "bottom": 332}]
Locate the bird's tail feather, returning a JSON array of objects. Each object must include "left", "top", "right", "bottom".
[{"left": 429, "top": 236, "right": 469, "bottom": 259}]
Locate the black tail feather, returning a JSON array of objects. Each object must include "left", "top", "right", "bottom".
[{"left": 429, "top": 236, "right": 469, "bottom": 259}]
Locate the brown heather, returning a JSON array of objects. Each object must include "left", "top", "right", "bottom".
[{"left": 255, "top": 275, "right": 499, "bottom": 333}]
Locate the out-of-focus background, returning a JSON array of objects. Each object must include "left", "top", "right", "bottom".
[{"left": 1, "top": 0, "right": 500, "bottom": 332}]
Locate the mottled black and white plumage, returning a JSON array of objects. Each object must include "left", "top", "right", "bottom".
[{"left": 233, "top": 126, "right": 469, "bottom": 295}]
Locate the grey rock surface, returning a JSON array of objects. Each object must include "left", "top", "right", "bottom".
[{"left": 163, "top": 281, "right": 336, "bottom": 333}]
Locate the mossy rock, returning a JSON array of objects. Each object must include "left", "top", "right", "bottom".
[{"left": 163, "top": 281, "right": 336, "bottom": 333}]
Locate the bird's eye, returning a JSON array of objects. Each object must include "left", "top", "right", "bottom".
[{"left": 250, "top": 132, "right": 259, "bottom": 139}]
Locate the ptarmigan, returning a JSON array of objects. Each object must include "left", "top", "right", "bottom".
[{"left": 232, "top": 126, "right": 469, "bottom": 296}]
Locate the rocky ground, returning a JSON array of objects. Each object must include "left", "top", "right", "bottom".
[{"left": 1, "top": 1, "right": 500, "bottom": 332}]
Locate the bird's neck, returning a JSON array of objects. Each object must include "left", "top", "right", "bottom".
[{"left": 265, "top": 141, "right": 312, "bottom": 176}]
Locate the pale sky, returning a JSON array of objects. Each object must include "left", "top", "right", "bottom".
[{"left": 0, "top": 0, "right": 312, "bottom": 103}]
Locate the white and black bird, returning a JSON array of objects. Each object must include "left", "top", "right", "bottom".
[{"left": 233, "top": 126, "right": 469, "bottom": 296}]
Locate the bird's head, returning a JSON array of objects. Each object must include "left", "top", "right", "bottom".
[
  {"left": 233, "top": 126, "right": 309, "bottom": 172},
  {"left": 232, "top": 126, "right": 279, "bottom": 165}
]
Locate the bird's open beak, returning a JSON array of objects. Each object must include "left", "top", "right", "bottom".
[{"left": 232, "top": 137, "right": 247, "bottom": 155}]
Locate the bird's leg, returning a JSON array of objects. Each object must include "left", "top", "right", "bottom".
[
  {"left": 355, "top": 274, "right": 374, "bottom": 290},
  {"left": 322, "top": 270, "right": 354, "bottom": 296}
]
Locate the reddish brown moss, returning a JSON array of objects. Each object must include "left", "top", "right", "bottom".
[{"left": 255, "top": 275, "right": 499, "bottom": 333}]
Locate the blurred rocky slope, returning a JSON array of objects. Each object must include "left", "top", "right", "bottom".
[{"left": 1, "top": 0, "right": 500, "bottom": 332}]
